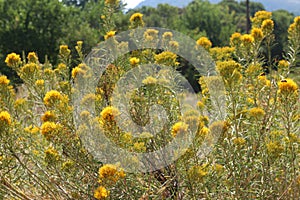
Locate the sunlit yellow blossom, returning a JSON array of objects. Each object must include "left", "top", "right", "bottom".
[
  {"left": 20, "top": 63, "right": 40, "bottom": 75},
  {"left": 196, "top": 37, "right": 212, "bottom": 50},
  {"left": 266, "top": 141, "right": 283, "bottom": 157},
  {"left": 129, "top": 12, "right": 143, "bottom": 23},
  {"left": 5, "top": 53, "right": 21, "bottom": 67},
  {"left": 233, "top": 137, "right": 246, "bottom": 146},
  {"left": 258, "top": 75, "right": 271, "bottom": 87},
  {"left": 44, "top": 90, "right": 65, "bottom": 107},
  {"left": 230, "top": 32, "right": 242, "bottom": 46},
  {"left": 261, "top": 19, "right": 274, "bottom": 35},
  {"left": 24, "top": 125, "right": 39, "bottom": 134},
  {"left": 278, "top": 60, "right": 289, "bottom": 69},
  {"left": 198, "top": 126, "right": 210, "bottom": 137},
  {"left": 41, "top": 111, "right": 56, "bottom": 122},
  {"left": 133, "top": 142, "right": 146, "bottom": 152},
  {"left": 0, "top": 75, "right": 10, "bottom": 85},
  {"left": 188, "top": 165, "right": 207, "bottom": 182},
  {"left": 35, "top": 79, "right": 44, "bottom": 87},
  {"left": 27, "top": 52, "right": 38, "bottom": 63},
  {"left": 169, "top": 41, "right": 179, "bottom": 49},
  {"left": 98, "top": 164, "right": 125, "bottom": 184},
  {"left": 241, "top": 34, "right": 254, "bottom": 45},
  {"left": 130, "top": 57, "right": 140, "bottom": 66},
  {"left": 71, "top": 67, "right": 85, "bottom": 79},
  {"left": 142, "top": 76, "right": 157, "bottom": 85},
  {"left": 94, "top": 186, "right": 109, "bottom": 200},
  {"left": 251, "top": 28, "right": 264, "bottom": 41},
  {"left": 278, "top": 78, "right": 298, "bottom": 94},
  {"left": 44, "top": 146, "right": 60, "bottom": 163},
  {"left": 162, "top": 31, "right": 173, "bottom": 40},
  {"left": 59, "top": 45, "right": 71, "bottom": 57},
  {"left": 251, "top": 10, "right": 272, "bottom": 28},
  {"left": 171, "top": 122, "right": 189, "bottom": 137},
  {"left": 105, "top": 0, "right": 119, "bottom": 5},
  {"left": 104, "top": 31, "right": 116, "bottom": 40},
  {"left": 40, "top": 122, "right": 58, "bottom": 139},
  {"left": 100, "top": 106, "right": 119, "bottom": 122},
  {"left": 154, "top": 51, "right": 178, "bottom": 66},
  {"left": 249, "top": 107, "right": 265, "bottom": 119},
  {"left": 210, "top": 46, "right": 235, "bottom": 61},
  {"left": 0, "top": 111, "right": 11, "bottom": 125},
  {"left": 216, "top": 60, "right": 242, "bottom": 83}
]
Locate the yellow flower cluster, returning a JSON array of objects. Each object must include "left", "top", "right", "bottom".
[
  {"left": 59, "top": 45, "right": 71, "bottom": 57},
  {"left": 233, "top": 137, "right": 246, "bottom": 146},
  {"left": 5, "top": 53, "right": 21, "bottom": 67},
  {"left": 216, "top": 60, "right": 242, "bottom": 83},
  {"left": 71, "top": 63, "right": 88, "bottom": 79},
  {"left": 278, "top": 78, "right": 298, "bottom": 94},
  {"left": 210, "top": 46, "right": 235, "bottom": 61},
  {"left": 41, "top": 111, "right": 56, "bottom": 122},
  {"left": 94, "top": 186, "right": 109, "bottom": 200},
  {"left": 188, "top": 165, "right": 208, "bottom": 182},
  {"left": 100, "top": 106, "right": 120, "bottom": 122},
  {"left": 40, "top": 121, "right": 58, "bottom": 139},
  {"left": 44, "top": 146, "right": 60, "bottom": 163},
  {"left": 230, "top": 32, "right": 242, "bottom": 46},
  {"left": 162, "top": 31, "right": 173, "bottom": 40},
  {"left": 288, "top": 16, "right": 300, "bottom": 40},
  {"left": 20, "top": 63, "right": 40, "bottom": 75},
  {"left": 104, "top": 31, "right": 116, "bottom": 40},
  {"left": 129, "top": 12, "right": 143, "bottom": 23},
  {"left": 0, "top": 75, "right": 10, "bottom": 85},
  {"left": 43, "top": 90, "right": 66, "bottom": 107},
  {"left": 266, "top": 141, "right": 283, "bottom": 158},
  {"left": 196, "top": 37, "right": 212, "bottom": 50},
  {"left": 24, "top": 125, "right": 39, "bottom": 134},
  {"left": 154, "top": 51, "right": 178, "bottom": 67},
  {"left": 130, "top": 57, "right": 140, "bottom": 66},
  {"left": 105, "top": 0, "right": 119, "bottom": 6},
  {"left": 241, "top": 34, "right": 254, "bottom": 46},
  {"left": 0, "top": 111, "right": 12, "bottom": 125},
  {"left": 251, "top": 28, "right": 264, "bottom": 42},
  {"left": 98, "top": 164, "right": 125, "bottom": 184},
  {"left": 251, "top": 10, "right": 272, "bottom": 28},
  {"left": 27, "top": 52, "right": 38, "bottom": 63},
  {"left": 261, "top": 19, "right": 274, "bottom": 35},
  {"left": 35, "top": 79, "right": 45, "bottom": 87},
  {"left": 171, "top": 122, "right": 189, "bottom": 137},
  {"left": 248, "top": 107, "right": 265, "bottom": 119},
  {"left": 142, "top": 76, "right": 157, "bottom": 85}
]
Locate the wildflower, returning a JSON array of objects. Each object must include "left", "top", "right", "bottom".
[
  {"left": 197, "top": 101, "right": 205, "bottom": 109},
  {"left": 251, "top": 10, "right": 272, "bottom": 28},
  {"left": 278, "top": 78, "right": 298, "bottom": 94},
  {"left": 20, "top": 63, "right": 40, "bottom": 75},
  {"left": 261, "top": 19, "right": 274, "bottom": 35},
  {"left": 59, "top": 45, "right": 71, "bottom": 57},
  {"left": 154, "top": 51, "right": 178, "bottom": 67},
  {"left": 233, "top": 137, "right": 246, "bottom": 146},
  {"left": 213, "top": 164, "right": 224, "bottom": 173},
  {"left": 230, "top": 32, "right": 242, "bottom": 46},
  {"left": 162, "top": 31, "right": 173, "bottom": 40},
  {"left": 44, "top": 146, "right": 60, "bottom": 163},
  {"left": 171, "top": 122, "right": 189, "bottom": 137},
  {"left": 248, "top": 107, "right": 265, "bottom": 119},
  {"left": 0, "top": 111, "right": 11, "bottom": 125},
  {"left": 40, "top": 121, "right": 58, "bottom": 139},
  {"left": 198, "top": 126, "right": 210, "bottom": 137},
  {"left": 251, "top": 28, "right": 264, "bottom": 41},
  {"left": 98, "top": 164, "right": 125, "bottom": 183},
  {"left": 241, "top": 34, "right": 254, "bottom": 45},
  {"left": 130, "top": 57, "right": 140, "bottom": 66},
  {"left": 278, "top": 60, "right": 289, "bottom": 69},
  {"left": 35, "top": 79, "right": 44, "bottom": 87},
  {"left": 188, "top": 165, "right": 207, "bottom": 182},
  {"left": 94, "top": 186, "right": 109, "bottom": 200},
  {"left": 105, "top": 0, "right": 119, "bottom": 5},
  {"left": 5, "top": 53, "right": 21, "bottom": 67},
  {"left": 100, "top": 106, "right": 119, "bottom": 122},
  {"left": 24, "top": 125, "right": 39, "bottom": 134},
  {"left": 80, "top": 110, "right": 90, "bottom": 119},
  {"left": 196, "top": 37, "right": 212, "bottom": 50},
  {"left": 169, "top": 41, "right": 179, "bottom": 50},
  {"left": 266, "top": 141, "right": 283, "bottom": 158},
  {"left": 0, "top": 75, "right": 10, "bottom": 85},
  {"left": 142, "top": 76, "right": 157, "bottom": 85},
  {"left": 27, "top": 52, "right": 38, "bottom": 63},
  {"left": 216, "top": 60, "right": 242, "bottom": 83},
  {"left": 43, "top": 90, "right": 65, "bottom": 107},
  {"left": 72, "top": 67, "right": 85, "bottom": 79},
  {"left": 258, "top": 75, "right": 271, "bottom": 87},
  {"left": 129, "top": 12, "right": 143, "bottom": 23},
  {"left": 133, "top": 142, "right": 146, "bottom": 152},
  {"left": 41, "top": 111, "right": 56, "bottom": 122},
  {"left": 104, "top": 31, "right": 116, "bottom": 40}
]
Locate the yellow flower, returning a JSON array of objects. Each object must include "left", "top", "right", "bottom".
[
  {"left": 198, "top": 126, "right": 210, "bottom": 137},
  {"left": 45, "top": 146, "right": 60, "bottom": 163},
  {"left": 100, "top": 106, "right": 120, "bottom": 122},
  {"left": 251, "top": 10, "right": 272, "bottom": 28},
  {"left": 216, "top": 60, "right": 242, "bottom": 83},
  {"left": 261, "top": 19, "right": 274, "bottom": 35},
  {"left": 35, "top": 79, "right": 44, "bottom": 87},
  {"left": 230, "top": 32, "right": 242, "bottom": 46},
  {"left": 278, "top": 60, "right": 289, "bottom": 69},
  {"left": 41, "top": 111, "right": 56, "bottom": 122},
  {"left": 0, "top": 75, "right": 10, "bottom": 85},
  {"left": 154, "top": 51, "right": 178, "bottom": 66},
  {"left": 162, "top": 31, "right": 173, "bottom": 40},
  {"left": 27, "top": 52, "right": 38, "bottom": 63},
  {"left": 24, "top": 125, "right": 40, "bottom": 134},
  {"left": 171, "top": 122, "right": 189, "bottom": 137},
  {"left": 196, "top": 37, "right": 212, "bottom": 50},
  {"left": 130, "top": 57, "right": 140, "bottom": 66},
  {"left": 266, "top": 141, "right": 283, "bottom": 158},
  {"left": 40, "top": 122, "right": 58, "bottom": 140},
  {"left": 94, "top": 186, "right": 109, "bottom": 200},
  {"left": 258, "top": 75, "right": 271, "bottom": 87},
  {"left": 169, "top": 41, "right": 179, "bottom": 50},
  {"left": 233, "top": 137, "right": 246, "bottom": 146},
  {"left": 0, "top": 111, "right": 11, "bottom": 125},
  {"left": 98, "top": 164, "right": 125, "bottom": 184},
  {"left": 59, "top": 45, "right": 71, "bottom": 57},
  {"left": 71, "top": 67, "right": 85, "bottom": 79},
  {"left": 5, "top": 53, "right": 21, "bottom": 67},
  {"left": 104, "top": 31, "right": 116, "bottom": 40},
  {"left": 44, "top": 90, "right": 65, "bottom": 107},
  {"left": 278, "top": 78, "right": 298, "bottom": 94},
  {"left": 241, "top": 34, "right": 254, "bottom": 45},
  {"left": 188, "top": 165, "right": 208, "bottom": 182},
  {"left": 133, "top": 142, "right": 146, "bottom": 152},
  {"left": 249, "top": 107, "right": 265, "bottom": 120},
  {"left": 20, "top": 63, "right": 40, "bottom": 75},
  {"left": 251, "top": 28, "right": 264, "bottom": 41},
  {"left": 142, "top": 76, "right": 157, "bottom": 85},
  {"left": 129, "top": 12, "right": 143, "bottom": 23},
  {"left": 105, "top": 0, "right": 119, "bottom": 5}
]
